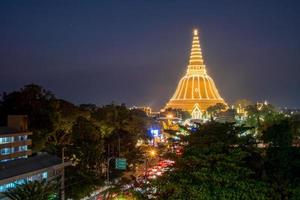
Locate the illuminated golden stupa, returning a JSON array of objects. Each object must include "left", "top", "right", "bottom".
[{"left": 165, "top": 29, "right": 226, "bottom": 112}]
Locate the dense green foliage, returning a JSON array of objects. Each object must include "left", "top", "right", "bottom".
[
  {"left": 92, "top": 104, "right": 151, "bottom": 163},
  {"left": 65, "top": 105, "right": 151, "bottom": 199},
  {"left": 0, "top": 85, "right": 153, "bottom": 199},
  {"left": 153, "top": 119, "right": 300, "bottom": 200},
  {"left": 70, "top": 116, "right": 105, "bottom": 173},
  {"left": 206, "top": 103, "right": 227, "bottom": 117},
  {"left": 0, "top": 84, "right": 59, "bottom": 151},
  {"left": 261, "top": 119, "right": 300, "bottom": 199},
  {"left": 154, "top": 122, "right": 272, "bottom": 199},
  {"left": 2, "top": 85, "right": 300, "bottom": 199}
]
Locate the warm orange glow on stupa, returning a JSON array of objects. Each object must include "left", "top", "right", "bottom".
[{"left": 165, "top": 29, "right": 226, "bottom": 112}]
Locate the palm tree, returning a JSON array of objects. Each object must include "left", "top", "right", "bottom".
[{"left": 3, "top": 180, "right": 58, "bottom": 200}]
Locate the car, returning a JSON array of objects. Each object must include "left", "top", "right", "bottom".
[
  {"left": 156, "top": 171, "right": 162, "bottom": 176},
  {"left": 148, "top": 175, "right": 157, "bottom": 179},
  {"left": 151, "top": 168, "right": 158, "bottom": 172}
]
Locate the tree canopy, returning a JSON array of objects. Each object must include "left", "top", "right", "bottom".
[
  {"left": 152, "top": 120, "right": 300, "bottom": 199},
  {"left": 0, "top": 84, "right": 59, "bottom": 151},
  {"left": 0, "top": 84, "right": 154, "bottom": 199},
  {"left": 206, "top": 103, "right": 227, "bottom": 118}
]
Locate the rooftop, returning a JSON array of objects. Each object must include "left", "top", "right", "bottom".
[
  {"left": 0, "top": 127, "right": 32, "bottom": 136},
  {"left": 0, "top": 154, "right": 63, "bottom": 181}
]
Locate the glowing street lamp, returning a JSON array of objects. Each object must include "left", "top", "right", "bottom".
[
  {"left": 167, "top": 114, "right": 173, "bottom": 119},
  {"left": 145, "top": 149, "right": 157, "bottom": 181},
  {"left": 149, "top": 150, "right": 156, "bottom": 157}
]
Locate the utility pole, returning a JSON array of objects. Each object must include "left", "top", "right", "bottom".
[
  {"left": 118, "top": 134, "right": 120, "bottom": 157},
  {"left": 144, "top": 158, "right": 148, "bottom": 182},
  {"left": 61, "top": 147, "right": 65, "bottom": 200},
  {"left": 107, "top": 157, "right": 114, "bottom": 184},
  {"left": 106, "top": 144, "right": 115, "bottom": 184}
]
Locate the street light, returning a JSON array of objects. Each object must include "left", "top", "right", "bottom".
[
  {"left": 167, "top": 114, "right": 173, "bottom": 119},
  {"left": 150, "top": 150, "right": 156, "bottom": 157},
  {"left": 145, "top": 149, "right": 157, "bottom": 182}
]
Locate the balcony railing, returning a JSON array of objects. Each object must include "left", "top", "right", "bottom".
[
  {"left": 0, "top": 140, "right": 32, "bottom": 149},
  {"left": 0, "top": 150, "right": 32, "bottom": 161}
]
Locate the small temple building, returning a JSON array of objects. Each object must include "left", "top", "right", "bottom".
[{"left": 165, "top": 29, "right": 226, "bottom": 117}]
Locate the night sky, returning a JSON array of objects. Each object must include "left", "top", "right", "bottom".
[{"left": 1, "top": 1, "right": 299, "bottom": 110}]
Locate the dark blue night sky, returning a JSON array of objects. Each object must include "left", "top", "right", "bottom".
[{"left": 0, "top": 0, "right": 299, "bottom": 110}]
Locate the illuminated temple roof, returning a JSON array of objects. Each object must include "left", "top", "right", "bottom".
[{"left": 165, "top": 29, "right": 226, "bottom": 112}]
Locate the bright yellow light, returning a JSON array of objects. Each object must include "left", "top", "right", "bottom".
[
  {"left": 193, "top": 29, "right": 198, "bottom": 36},
  {"left": 164, "top": 28, "right": 227, "bottom": 114},
  {"left": 149, "top": 150, "right": 156, "bottom": 157},
  {"left": 167, "top": 114, "right": 173, "bottom": 119}
]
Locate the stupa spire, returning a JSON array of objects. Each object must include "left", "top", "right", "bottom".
[
  {"left": 165, "top": 28, "right": 226, "bottom": 112},
  {"left": 187, "top": 29, "right": 207, "bottom": 75}
]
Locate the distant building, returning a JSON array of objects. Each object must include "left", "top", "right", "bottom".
[
  {"left": 0, "top": 115, "right": 71, "bottom": 198},
  {"left": 215, "top": 109, "right": 236, "bottom": 123},
  {"left": 191, "top": 103, "right": 202, "bottom": 119},
  {"left": 0, "top": 115, "right": 32, "bottom": 162},
  {"left": 280, "top": 107, "right": 300, "bottom": 116},
  {"left": 130, "top": 106, "right": 152, "bottom": 116}
]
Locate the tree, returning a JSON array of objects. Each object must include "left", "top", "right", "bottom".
[
  {"left": 0, "top": 84, "right": 59, "bottom": 151},
  {"left": 65, "top": 166, "right": 103, "bottom": 200},
  {"left": 153, "top": 122, "right": 274, "bottom": 199},
  {"left": 70, "top": 116, "right": 104, "bottom": 173},
  {"left": 46, "top": 129, "right": 71, "bottom": 156},
  {"left": 3, "top": 180, "right": 58, "bottom": 200},
  {"left": 234, "top": 99, "right": 252, "bottom": 109},
  {"left": 65, "top": 105, "right": 152, "bottom": 199},
  {"left": 65, "top": 116, "right": 105, "bottom": 199},
  {"left": 91, "top": 104, "right": 151, "bottom": 163},
  {"left": 245, "top": 103, "right": 284, "bottom": 136},
  {"left": 262, "top": 119, "right": 300, "bottom": 199},
  {"left": 45, "top": 99, "right": 91, "bottom": 156},
  {"left": 79, "top": 103, "right": 97, "bottom": 112},
  {"left": 262, "top": 119, "right": 293, "bottom": 148},
  {"left": 206, "top": 103, "right": 227, "bottom": 118},
  {"left": 151, "top": 120, "right": 300, "bottom": 199}
]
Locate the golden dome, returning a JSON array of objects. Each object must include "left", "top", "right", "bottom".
[{"left": 165, "top": 29, "right": 226, "bottom": 112}]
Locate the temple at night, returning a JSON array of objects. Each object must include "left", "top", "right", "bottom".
[{"left": 165, "top": 29, "right": 226, "bottom": 115}]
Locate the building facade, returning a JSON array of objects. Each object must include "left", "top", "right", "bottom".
[
  {"left": 0, "top": 154, "right": 66, "bottom": 193},
  {"left": 0, "top": 115, "right": 32, "bottom": 162},
  {"left": 0, "top": 115, "right": 71, "bottom": 199}
]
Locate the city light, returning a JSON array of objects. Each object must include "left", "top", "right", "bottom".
[
  {"left": 166, "top": 114, "right": 173, "bottom": 119},
  {"left": 149, "top": 150, "right": 156, "bottom": 157},
  {"left": 193, "top": 29, "right": 198, "bottom": 35},
  {"left": 150, "top": 129, "right": 159, "bottom": 137},
  {"left": 0, "top": 1, "right": 298, "bottom": 199}
]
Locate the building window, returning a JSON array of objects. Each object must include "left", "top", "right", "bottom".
[
  {"left": 18, "top": 145, "right": 28, "bottom": 152},
  {"left": 17, "top": 135, "right": 27, "bottom": 141},
  {"left": 0, "top": 171, "right": 49, "bottom": 192},
  {"left": 0, "top": 148, "right": 12, "bottom": 155},
  {"left": 42, "top": 172, "right": 48, "bottom": 179},
  {"left": 0, "top": 137, "right": 13, "bottom": 144}
]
